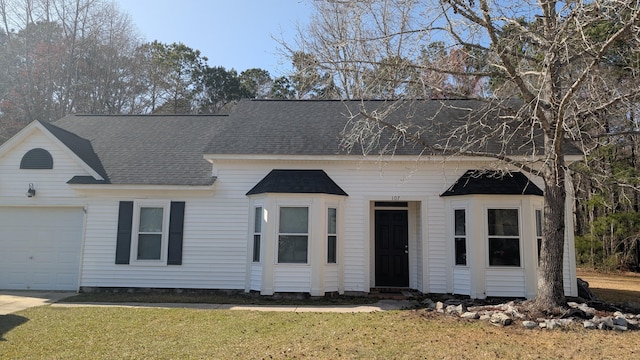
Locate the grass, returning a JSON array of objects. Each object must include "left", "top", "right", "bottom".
[
  {"left": 1, "top": 270, "right": 639, "bottom": 359},
  {"left": 2, "top": 306, "right": 640, "bottom": 359},
  {"left": 577, "top": 268, "right": 640, "bottom": 308}
]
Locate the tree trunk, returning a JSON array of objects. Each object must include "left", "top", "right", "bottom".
[{"left": 535, "top": 148, "right": 567, "bottom": 310}]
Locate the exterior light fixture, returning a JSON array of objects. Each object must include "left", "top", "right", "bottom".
[{"left": 27, "top": 183, "right": 36, "bottom": 197}]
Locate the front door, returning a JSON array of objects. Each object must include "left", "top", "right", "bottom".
[{"left": 375, "top": 210, "right": 409, "bottom": 287}]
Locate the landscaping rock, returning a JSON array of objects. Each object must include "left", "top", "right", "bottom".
[
  {"left": 544, "top": 319, "right": 557, "bottom": 330},
  {"left": 490, "top": 313, "right": 512, "bottom": 326},
  {"left": 613, "top": 317, "right": 628, "bottom": 327},
  {"left": 446, "top": 304, "right": 465, "bottom": 315},
  {"left": 461, "top": 311, "right": 479, "bottom": 320},
  {"left": 583, "top": 320, "right": 596, "bottom": 329},
  {"left": 419, "top": 295, "right": 639, "bottom": 332},
  {"left": 522, "top": 321, "right": 537, "bottom": 329},
  {"left": 613, "top": 325, "right": 629, "bottom": 331},
  {"left": 422, "top": 298, "right": 435, "bottom": 308}
]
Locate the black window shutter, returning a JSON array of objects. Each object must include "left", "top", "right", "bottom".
[
  {"left": 167, "top": 201, "right": 185, "bottom": 265},
  {"left": 115, "top": 201, "right": 134, "bottom": 264}
]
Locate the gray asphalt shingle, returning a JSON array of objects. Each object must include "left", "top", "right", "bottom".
[
  {"left": 246, "top": 169, "right": 348, "bottom": 196},
  {"left": 205, "top": 99, "right": 578, "bottom": 157},
  {"left": 46, "top": 99, "right": 581, "bottom": 187},
  {"left": 53, "top": 114, "right": 224, "bottom": 186},
  {"left": 440, "top": 170, "right": 544, "bottom": 196}
]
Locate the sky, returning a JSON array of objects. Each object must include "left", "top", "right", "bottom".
[{"left": 115, "top": 0, "right": 313, "bottom": 77}]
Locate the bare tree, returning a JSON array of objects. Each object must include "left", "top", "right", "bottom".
[
  {"left": 288, "top": 0, "right": 640, "bottom": 311},
  {"left": 0, "top": 0, "right": 141, "bottom": 130}
]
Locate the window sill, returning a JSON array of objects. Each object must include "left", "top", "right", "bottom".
[{"left": 128, "top": 260, "right": 168, "bottom": 267}]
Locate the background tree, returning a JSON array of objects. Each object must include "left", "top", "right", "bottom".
[
  {"left": 288, "top": 0, "right": 640, "bottom": 311},
  {"left": 197, "top": 66, "right": 245, "bottom": 113},
  {"left": 0, "top": 0, "right": 141, "bottom": 140},
  {"left": 239, "top": 68, "right": 273, "bottom": 99},
  {"left": 269, "top": 76, "right": 297, "bottom": 99},
  {"left": 136, "top": 41, "right": 206, "bottom": 114}
]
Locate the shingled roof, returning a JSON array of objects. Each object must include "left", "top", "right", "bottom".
[
  {"left": 40, "top": 121, "right": 109, "bottom": 182},
  {"left": 204, "top": 99, "right": 581, "bottom": 157},
  {"left": 52, "top": 114, "right": 224, "bottom": 186},
  {"left": 246, "top": 169, "right": 348, "bottom": 196},
  {"left": 440, "top": 170, "right": 544, "bottom": 196},
  {"left": 42, "top": 99, "right": 581, "bottom": 187}
]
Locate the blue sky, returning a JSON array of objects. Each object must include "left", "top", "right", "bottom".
[{"left": 116, "top": 0, "right": 313, "bottom": 77}]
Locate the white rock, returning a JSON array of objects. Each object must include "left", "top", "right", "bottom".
[
  {"left": 522, "top": 321, "right": 537, "bottom": 329},
  {"left": 583, "top": 321, "right": 596, "bottom": 329},
  {"left": 490, "top": 313, "right": 512, "bottom": 326},
  {"left": 461, "top": 312, "right": 479, "bottom": 320}
]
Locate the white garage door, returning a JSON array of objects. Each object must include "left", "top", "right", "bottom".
[{"left": 0, "top": 207, "right": 84, "bottom": 290}]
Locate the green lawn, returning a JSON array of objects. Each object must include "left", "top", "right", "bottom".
[{"left": 2, "top": 306, "right": 639, "bottom": 359}]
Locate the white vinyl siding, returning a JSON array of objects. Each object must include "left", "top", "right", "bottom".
[
  {"left": 452, "top": 267, "right": 471, "bottom": 295},
  {"left": 274, "top": 267, "right": 311, "bottom": 292},
  {"left": 324, "top": 265, "right": 339, "bottom": 292},
  {"left": 249, "top": 263, "right": 262, "bottom": 291},
  {"left": 0, "top": 130, "right": 94, "bottom": 199},
  {"left": 485, "top": 269, "right": 526, "bottom": 297},
  {"left": 80, "top": 196, "right": 248, "bottom": 290}
]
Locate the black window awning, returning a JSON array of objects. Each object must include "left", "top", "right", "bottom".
[
  {"left": 246, "top": 169, "right": 348, "bottom": 196},
  {"left": 441, "top": 170, "right": 543, "bottom": 197}
]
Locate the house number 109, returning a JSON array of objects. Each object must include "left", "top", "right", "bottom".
[{"left": 392, "top": 196, "right": 400, "bottom": 201}]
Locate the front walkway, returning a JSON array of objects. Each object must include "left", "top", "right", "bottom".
[
  {"left": 0, "top": 291, "right": 76, "bottom": 315},
  {"left": 51, "top": 299, "right": 418, "bottom": 313}
]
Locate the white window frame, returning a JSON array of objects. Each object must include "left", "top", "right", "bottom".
[
  {"left": 535, "top": 208, "right": 543, "bottom": 266},
  {"left": 453, "top": 208, "right": 468, "bottom": 267},
  {"left": 486, "top": 207, "right": 522, "bottom": 268},
  {"left": 130, "top": 200, "right": 170, "bottom": 266},
  {"left": 253, "top": 206, "right": 263, "bottom": 263},
  {"left": 277, "top": 205, "right": 310, "bottom": 264},
  {"left": 327, "top": 207, "right": 337, "bottom": 264}
]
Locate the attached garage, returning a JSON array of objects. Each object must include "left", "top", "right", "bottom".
[{"left": 0, "top": 207, "right": 84, "bottom": 290}]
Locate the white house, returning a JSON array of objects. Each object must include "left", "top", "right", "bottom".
[{"left": 0, "top": 99, "right": 579, "bottom": 299}]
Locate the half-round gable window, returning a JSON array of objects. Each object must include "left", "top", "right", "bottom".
[{"left": 20, "top": 148, "right": 53, "bottom": 169}]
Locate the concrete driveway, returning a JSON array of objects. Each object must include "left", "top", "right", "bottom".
[{"left": 0, "top": 291, "right": 76, "bottom": 315}]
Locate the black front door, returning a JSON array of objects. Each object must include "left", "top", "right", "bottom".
[{"left": 375, "top": 210, "right": 409, "bottom": 287}]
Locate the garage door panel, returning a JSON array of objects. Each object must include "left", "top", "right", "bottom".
[
  {"left": 5, "top": 271, "right": 28, "bottom": 288},
  {"left": 0, "top": 207, "right": 84, "bottom": 290}
]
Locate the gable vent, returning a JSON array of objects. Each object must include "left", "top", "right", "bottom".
[{"left": 20, "top": 148, "right": 53, "bottom": 169}]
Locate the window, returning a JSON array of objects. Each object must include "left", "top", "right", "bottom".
[
  {"left": 488, "top": 209, "right": 521, "bottom": 266},
  {"left": 328, "top": 208, "right": 337, "bottom": 264},
  {"left": 253, "top": 207, "right": 262, "bottom": 262},
  {"left": 135, "top": 206, "right": 167, "bottom": 261},
  {"left": 278, "top": 207, "right": 309, "bottom": 263},
  {"left": 115, "top": 201, "right": 184, "bottom": 265},
  {"left": 454, "top": 209, "right": 467, "bottom": 266},
  {"left": 536, "top": 209, "right": 542, "bottom": 265},
  {"left": 20, "top": 148, "right": 53, "bottom": 169}
]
